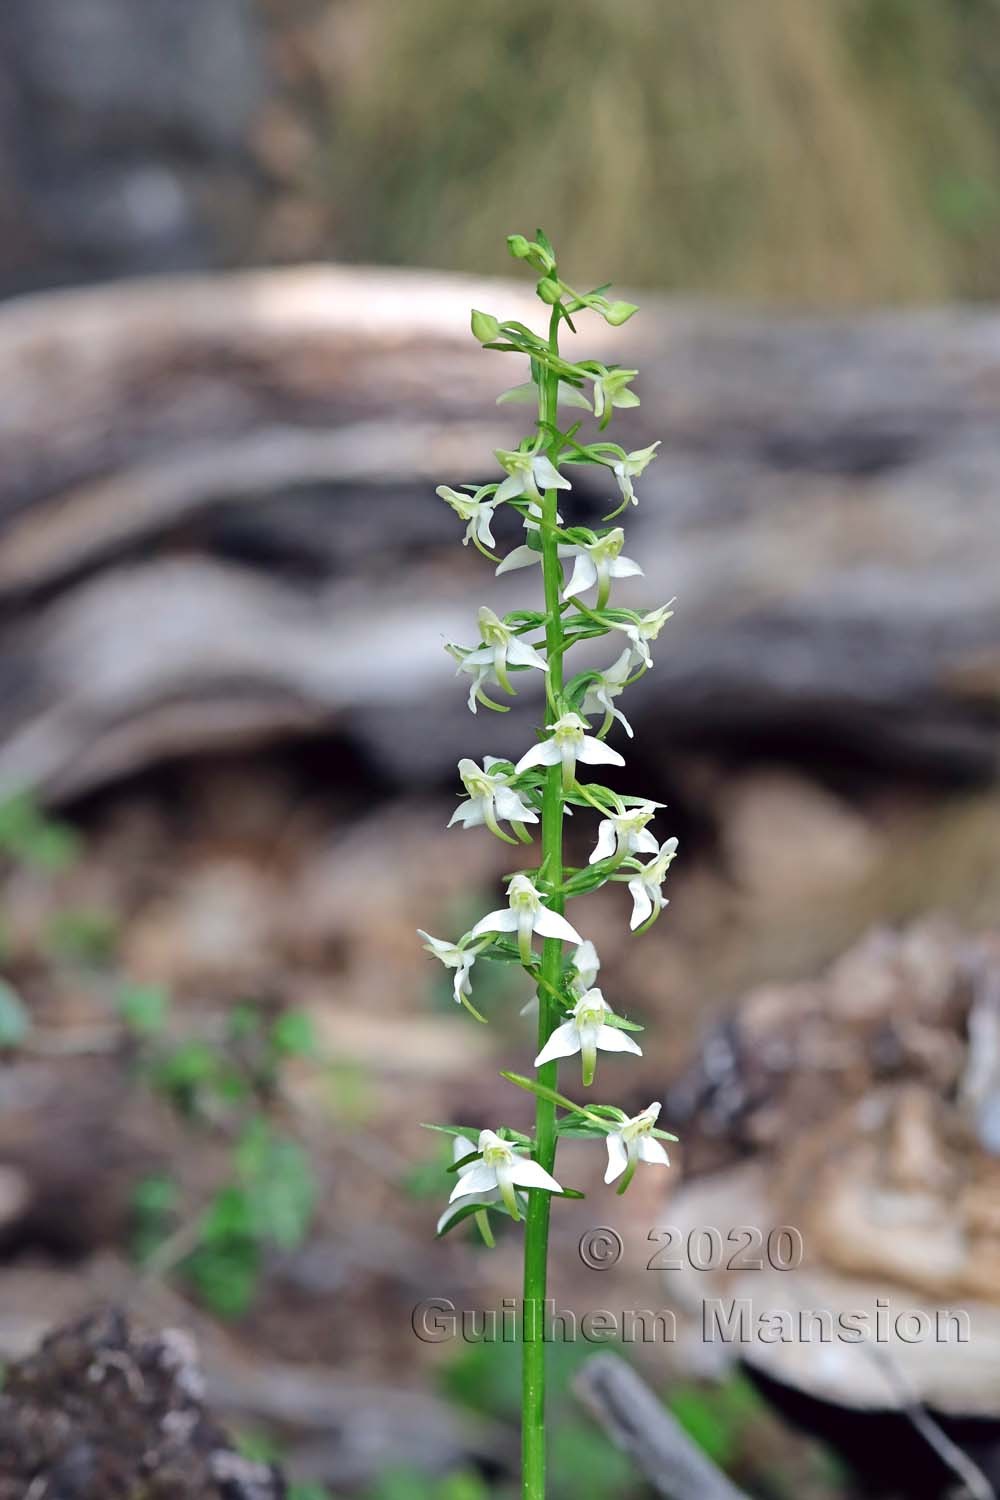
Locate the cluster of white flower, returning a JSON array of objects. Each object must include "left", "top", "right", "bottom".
[{"left": 419, "top": 231, "right": 677, "bottom": 1238}]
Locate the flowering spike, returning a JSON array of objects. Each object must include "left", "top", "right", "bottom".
[{"left": 419, "top": 234, "right": 680, "bottom": 1500}]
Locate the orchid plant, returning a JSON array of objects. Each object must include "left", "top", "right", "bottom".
[{"left": 420, "top": 231, "right": 678, "bottom": 1499}]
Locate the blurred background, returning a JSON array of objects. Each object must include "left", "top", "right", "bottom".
[{"left": 1, "top": 3, "right": 999, "bottom": 1498}]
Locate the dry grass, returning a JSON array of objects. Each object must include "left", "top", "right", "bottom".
[{"left": 319, "top": 0, "right": 1000, "bottom": 304}]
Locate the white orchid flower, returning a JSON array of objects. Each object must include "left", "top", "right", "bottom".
[
  {"left": 515, "top": 711, "right": 625, "bottom": 790},
  {"left": 446, "top": 644, "right": 504, "bottom": 715},
  {"left": 436, "top": 1134, "right": 507, "bottom": 1234},
  {"left": 610, "top": 602, "right": 675, "bottom": 669},
  {"left": 494, "top": 449, "right": 571, "bottom": 506},
  {"left": 451, "top": 606, "right": 548, "bottom": 708},
  {"left": 610, "top": 442, "right": 660, "bottom": 506},
  {"left": 471, "top": 872, "right": 582, "bottom": 964},
  {"left": 589, "top": 366, "right": 640, "bottom": 423},
  {"left": 436, "top": 485, "right": 501, "bottom": 549},
  {"left": 521, "top": 936, "right": 599, "bottom": 1020},
  {"left": 604, "top": 1102, "right": 670, "bottom": 1185},
  {"left": 436, "top": 1134, "right": 530, "bottom": 1234},
  {"left": 589, "top": 800, "right": 664, "bottom": 866},
  {"left": 569, "top": 939, "right": 600, "bottom": 996},
  {"left": 496, "top": 529, "right": 641, "bottom": 603},
  {"left": 448, "top": 1128, "right": 563, "bottom": 1220},
  {"left": 449, "top": 756, "right": 538, "bottom": 844},
  {"left": 562, "top": 528, "right": 642, "bottom": 605},
  {"left": 534, "top": 987, "right": 642, "bottom": 1086},
  {"left": 627, "top": 836, "right": 679, "bottom": 930},
  {"left": 580, "top": 650, "right": 635, "bottom": 737},
  {"left": 498, "top": 380, "right": 592, "bottom": 412},
  {"left": 417, "top": 930, "right": 483, "bottom": 1010}
]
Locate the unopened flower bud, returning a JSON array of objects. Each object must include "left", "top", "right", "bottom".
[
  {"left": 603, "top": 300, "right": 639, "bottom": 326},
  {"left": 506, "top": 234, "right": 555, "bottom": 275},
  {"left": 471, "top": 309, "right": 502, "bottom": 344},
  {"left": 536, "top": 277, "right": 562, "bottom": 305}
]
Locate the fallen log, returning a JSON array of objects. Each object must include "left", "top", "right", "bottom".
[{"left": 0, "top": 268, "right": 998, "bottom": 800}]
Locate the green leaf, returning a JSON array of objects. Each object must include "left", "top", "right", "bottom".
[
  {"left": 227, "top": 1001, "right": 263, "bottom": 1041},
  {"left": 270, "top": 1009, "right": 318, "bottom": 1058},
  {"left": 117, "top": 983, "right": 169, "bottom": 1036},
  {"left": 131, "top": 1172, "right": 179, "bottom": 1265},
  {"left": 45, "top": 908, "right": 118, "bottom": 965},
  {"left": 435, "top": 1200, "right": 494, "bottom": 1237},
  {"left": 535, "top": 227, "right": 555, "bottom": 260},
  {"left": 133, "top": 1172, "right": 177, "bottom": 1219},
  {"left": 237, "top": 1125, "right": 316, "bottom": 1249},
  {"left": 154, "top": 1040, "right": 222, "bottom": 1110},
  {"left": 555, "top": 1121, "right": 611, "bottom": 1139},
  {"left": 0, "top": 979, "right": 29, "bottom": 1048},
  {"left": 187, "top": 1235, "right": 259, "bottom": 1319},
  {"left": 0, "top": 792, "right": 79, "bottom": 872},
  {"left": 201, "top": 1185, "right": 255, "bottom": 1244},
  {"left": 560, "top": 866, "right": 614, "bottom": 899},
  {"left": 549, "top": 1417, "right": 634, "bottom": 1495}
]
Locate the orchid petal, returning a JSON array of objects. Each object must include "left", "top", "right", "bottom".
[
  {"left": 471, "top": 908, "right": 519, "bottom": 937},
  {"left": 534, "top": 1021, "right": 584, "bottom": 1067},
  {"left": 562, "top": 554, "right": 598, "bottom": 600},
  {"left": 637, "top": 1136, "right": 670, "bottom": 1167},
  {"left": 496, "top": 545, "right": 543, "bottom": 575},
  {"left": 509, "top": 1159, "right": 564, "bottom": 1193},
  {"left": 627, "top": 879, "right": 654, "bottom": 931},
  {"left": 532, "top": 455, "right": 571, "bottom": 492},
  {"left": 589, "top": 820, "right": 618, "bottom": 865},
  {"left": 595, "top": 1025, "right": 643, "bottom": 1057},
  {"left": 576, "top": 737, "right": 626, "bottom": 767},
  {"left": 449, "top": 1163, "right": 499, "bottom": 1202},
  {"left": 532, "top": 908, "right": 584, "bottom": 945},
  {"left": 604, "top": 1133, "right": 629, "bottom": 1184},
  {"left": 506, "top": 638, "right": 549, "bottom": 671},
  {"left": 515, "top": 741, "right": 560, "bottom": 774}
]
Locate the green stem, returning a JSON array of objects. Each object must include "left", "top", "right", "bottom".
[{"left": 522, "top": 304, "right": 565, "bottom": 1500}]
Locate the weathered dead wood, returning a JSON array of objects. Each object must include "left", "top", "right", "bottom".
[
  {"left": 574, "top": 1353, "right": 753, "bottom": 1500},
  {"left": 0, "top": 268, "right": 998, "bottom": 800}
]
